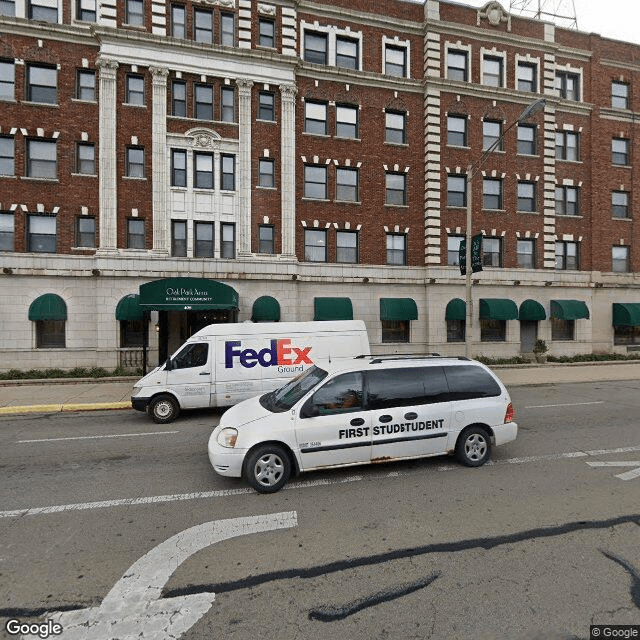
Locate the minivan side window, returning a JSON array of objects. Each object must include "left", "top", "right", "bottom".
[
  {"left": 366, "top": 367, "right": 448, "bottom": 410},
  {"left": 302, "top": 372, "right": 364, "bottom": 416},
  {"left": 443, "top": 365, "right": 500, "bottom": 400},
  {"left": 172, "top": 342, "right": 208, "bottom": 369}
]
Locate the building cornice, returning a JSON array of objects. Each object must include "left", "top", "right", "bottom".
[{"left": 0, "top": 16, "right": 99, "bottom": 47}]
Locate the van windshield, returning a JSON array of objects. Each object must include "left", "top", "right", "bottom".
[{"left": 260, "top": 365, "right": 328, "bottom": 413}]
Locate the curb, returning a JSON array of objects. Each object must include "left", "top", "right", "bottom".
[{"left": 0, "top": 401, "right": 132, "bottom": 415}]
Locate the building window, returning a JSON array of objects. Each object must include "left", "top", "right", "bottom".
[
  {"left": 555, "top": 130, "right": 579, "bottom": 161},
  {"left": 447, "top": 319, "right": 465, "bottom": 343},
  {"left": 27, "top": 214, "right": 56, "bottom": 252},
  {"left": 26, "top": 64, "right": 57, "bottom": 104},
  {"left": 517, "top": 62, "right": 536, "bottom": 92},
  {"left": 258, "top": 225, "right": 274, "bottom": 254},
  {"left": 447, "top": 235, "right": 463, "bottom": 266},
  {"left": 76, "top": 217, "right": 96, "bottom": 247},
  {"left": 614, "top": 325, "right": 640, "bottom": 346},
  {"left": 612, "top": 190, "right": 630, "bottom": 219},
  {"left": 125, "top": 74, "right": 144, "bottom": 105},
  {"left": 171, "top": 149, "right": 187, "bottom": 187},
  {"left": 612, "top": 138, "right": 630, "bottom": 166},
  {"left": 612, "top": 246, "right": 630, "bottom": 273},
  {"left": 381, "top": 321, "right": 409, "bottom": 343},
  {"left": 517, "top": 239, "right": 535, "bottom": 268},
  {"left": 555, "top": 241, "right": 578, "bottom": 270},
  {"left": 258, "top": 91, "right": 274, "bottom": 120},
  {"left": 385, "top": 111, "right": 406, "bottom": 144},
  {"left": 336, "top": 167, "right": 358, "bottom": 202},
  {"left": 194, "top": 221, "right": 214, "bottom": 257},
  {"left": 304, "top": 100, "right": 327, "bottom": 135},
  {"left": 76, "top": 69, "right": 96, "bottom": 101},
  {"left": 120, "top": 318, "right": 145, "bottom": 348},
  {"left": 483, "top": 178, "right": 503, "bottom": 210},
  {"left": 171, "top": 220, "right": 187, "bottom": 256},
  {"left": 555, "top": 70, "right": 580, "bottom": 101},
  {"left": 386, "top": 233, "right": 406, "bottom": 266},
  {"left": 127, "top": 219, "right": 145, "bottom": 249},
  {"left": 447, "top": 114, "right": 467, "bottom": 147},
  {"left": 483, "top": 120, "right": 502, "bottom": 151},
  {"left": 194, "top": 152, "right": 214, "bottom": 189},
  {"left": 221, "top": 86, "right": 235, "bottom": 122},
  {"left": 125, "top": 0, "right": 144, "bottom": 26},
  {"left": 0, "top": 135, "right": 14, "bottom": 176},
  {"left": 126, "top": 146, "right": 144, "bottom": 178},
  {"left": 555, "top": 186, "right": 579, "bottom": 216},
  {"left": 385, "top": 44, "right": 407, "bottom": 77},
  {"left": 195, "top": 83, "right": 213, "bottom": 120},
  {"left": 171, "top": 80, "right": 186, "bottom": 117},
  {"left": 258, "top": 158, "right": 275, "bottom": 188},
  {"left": 551, "top": 318, "right": 574, "bottom": 341},
  {"left": 76, "top": 143, "right": 95, "bottom": 175},
  {"left": 0, "top": 59, "right": 14, "bottom": 101},
  {"left": 26, "top": 139, "right": 57, "bottom": 179},
  {"left": 517, "top": 124, "right": 537, "bottom": 155},
  {"left": 483, "top": 55, "right": 503, "bottom": 87},
  {"left": 0, "top": 212, "right": 14, "bottom": 251},
  {"left": 336, "top": 230, "right": 358, "bottom": 264},
  {"left": 259, "top": 18, "right": 275, "bottom": 48},
  {"left": 336, "top": 104, "right": 358, "bottom": 139},
  {"left": 194, "top": 8, "right": 213, "bottom": 43},
  {"left": 517, "top": 181, "right": 536, "bottom": 212},
  {"left": 447, "top": 50, "right": 468, "bottom": 81},
  {"left": 221, "top": 223, "right": 235, "bottom": 258},
  {"left": 0, "top": 1, "right": 16, "bottom": 16},
  {"left": 611, "top": 81, "right": 629, "bottom": 109},
  {"left": 221, "top": 12, "right": 235, "bottom": 46},
  {"left": 29, "top": 0, "right": 57, "bottom": 22},
  {"left": 304, "top": 31, "right": 327, "bottom": 65},
  {"left": 170, "top": 4, "right": 186, "bottom": 38},
  {"left": 481, "top": 319, "right": 506, "bottom": 342},
  {"left": 304, "top": 229, "right": 327, "bottom": 262},
  {"left": 336, "top": 36, "right": 359, "bottom": 70},
  {"left": 221, "top": 154, "right": 235, "bottom": 190},
  {"left": 304, "top": 165, "right": 327, "bottom": 199},
  {"left": 447, "top": 175, "right": 466, "bottom": 207},
  {"left": 482, "top": 237, "right": 502, "bottom": 267},
  {"left": 77, "top": 0, "right": 96, "bottom": 21},
  {"left": 36, "top": 320, "right": 65, "bottom": 348},
  {"left": 386, "top": 173, "right": 407, "bottom": 206}
]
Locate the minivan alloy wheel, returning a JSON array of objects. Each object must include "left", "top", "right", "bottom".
[{"left": 455, "top": 426, "right": 491, "bottom": 467}]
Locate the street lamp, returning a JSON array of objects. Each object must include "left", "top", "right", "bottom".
[{"left": 464, "top": 98, "right": 546, "bottom": 358}]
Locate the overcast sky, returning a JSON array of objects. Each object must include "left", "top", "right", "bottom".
[{"left": 442, "top": 0, "right": 640, "bottom": 45}]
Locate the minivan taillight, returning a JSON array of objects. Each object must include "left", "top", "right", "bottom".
[{"left": 504, "top": 402, "right": 514, "bottom": 423}]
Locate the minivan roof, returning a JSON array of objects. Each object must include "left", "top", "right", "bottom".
[{"left": 318, "top": 354, "right": 485, "bottom": 375}]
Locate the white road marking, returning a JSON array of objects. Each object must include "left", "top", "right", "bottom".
[
  {"left": 17, "top": 431, "right": 179, "bottom": 443},
  {"left": 524, "top": 401, "right": 604, "bottom": 409},
  {"left": 586, "top": 461, "right": 640, "bottom": 481},
  {"left": 48, "top": 511, "right": 298, "bottom": 640}
]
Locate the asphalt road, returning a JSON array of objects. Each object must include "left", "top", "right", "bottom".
[{"left": 0, "top": 380, "right": 639, "bottom": 640}]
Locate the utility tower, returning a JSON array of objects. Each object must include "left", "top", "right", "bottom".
[{"left": 508, "top": 0, "right": 578, "bottom": 30}]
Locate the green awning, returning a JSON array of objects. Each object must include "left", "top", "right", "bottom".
[
  {"left": 445, "top": 298, "right": 466, "bottom": 321},
  {"left": 314, "top": 297, "right": 353, "bottom": 321},
  {"left": 479, "top": 298, "right": 519, "bottom": 320},
  {"left": 380, "top": 298, "right": 418, "bottom": 321},
  {"left": 139, "top": 278, "right": 239, "bottom": 311},
  {"left": 28, "top": 294, "right": 67, "bottom": 321},
  {"left": 550, "top": 300, "right": 590, "bottom": 320},
  {"left": 116, "top": 294, "right": 145, "bottom": 321},
  {"left": 612, "top": 303, "right": 640, "bottom": 327},
  {"left": 519, "top": 299, "right": 546, "bottom": 321},
  {"left": 252, "top": 296, "right": 281, "bottom": 322}
]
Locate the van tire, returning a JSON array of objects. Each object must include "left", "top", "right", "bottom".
[
  {"left": 455, "top": 426, "right": 491, "bottom": 467},
  {"left": 149, "top": 395, "right": 179, "bottom": 424},
  {"left": 245, "top": 445, "right": 291, "bottom": 493}
]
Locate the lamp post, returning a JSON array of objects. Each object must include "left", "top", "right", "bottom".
[{"left": 464, "top": 98, "right": 546, "bottom": 358}]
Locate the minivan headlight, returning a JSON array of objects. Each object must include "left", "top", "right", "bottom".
[{"left": 217, "top": 427, "right": 238, "bottom": 448}]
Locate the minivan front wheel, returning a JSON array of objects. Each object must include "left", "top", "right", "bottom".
[
  {"left": 246, "top": 445, "right": 291, "bottom": 493},
  {"left": 149, "top": 394, "right": 179, "bottom": 424},
  {"left": 456, "top": 426, "right": 491, "bottom": 467}
]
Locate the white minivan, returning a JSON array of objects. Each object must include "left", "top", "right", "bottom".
[
  {"left": 131, "top": 321, "right": 369, "bottom": 423},
  {"left": 208, "top": 355, "right": 517, "bottom": 492}
]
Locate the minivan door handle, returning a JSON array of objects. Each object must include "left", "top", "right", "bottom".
[
  {"left": 378, "top": 414, "right": 393, "bottom": 423},
  {"left": 199, "top": 372, "right": 210, "bottom": 375},
  {"left": 404, "top": 412, "right": 418, "bottom": 420},
  {"left": 350, "top": 417, "right": 365, "bottom": 426}
]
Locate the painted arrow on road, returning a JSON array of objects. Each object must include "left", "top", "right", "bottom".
[
  {"left": 43, "top": 511, "right": 298, "bottom": 640},
  {"left": 586, "top": 461, "right": 640, "bottom": 481}
]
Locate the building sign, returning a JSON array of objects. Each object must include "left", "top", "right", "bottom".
[
  {"left": 459, "top": 234, "right": 484, "bottom": 275},
  {"left": 139, "top": 278, "right": 239, "bottom": 311}
]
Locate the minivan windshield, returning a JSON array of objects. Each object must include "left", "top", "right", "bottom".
[{"left": 260, "top": 365, "right": 328, "bottom": 413}]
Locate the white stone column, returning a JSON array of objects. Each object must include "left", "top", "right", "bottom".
[
  {"left": 237, "top": 78, "right": 254, "bottom": 256},
  {"left": 150, "top": 66, "right": 169, "bottom": 255},
  {"left": 95, "top": 57, "right": 119, "bottom": 254},
  {"left": 279, "top": 83, "right": 297, "bottom": 259}
]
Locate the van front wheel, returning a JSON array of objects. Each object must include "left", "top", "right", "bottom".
[
  {"left": 246, "top": 445, "right": 291, "bottom": 493},
  {"left": 455, "top": 426, "right": 491, "bottom": 467},
  {"left": 149, "top": 395, "right": 179, "bottom": 424}
]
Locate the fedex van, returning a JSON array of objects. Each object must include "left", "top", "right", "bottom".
[{"left": 131, "top": 321, "right": 369, "bottom": 424}]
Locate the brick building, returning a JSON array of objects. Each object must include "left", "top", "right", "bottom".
[{"left": 1, "top": 0, "right": 639, "bottom": 372}]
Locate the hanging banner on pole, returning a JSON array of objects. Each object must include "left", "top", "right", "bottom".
[{"left": 459, "top": 234, "right": 483, "bottom": 275}]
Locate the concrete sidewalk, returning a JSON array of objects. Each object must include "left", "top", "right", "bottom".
[{"left": 1, "top": 361, "right": 640, "bottom": 416}]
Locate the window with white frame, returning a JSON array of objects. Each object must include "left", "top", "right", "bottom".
[
  {"left": 517, "top": 181, "right": 536, "bottom": 212},
  {"left": 517, "top": 62, "right": 537, "bottom": 92},
  {"left": 612, "top": 138, "right": 630, "bottom": 166},
  {"left": 386, "top": 233, "right": 406, "bottom": 265},
  {"left": 336, "top": 104, "right": 358, "bottom": 139},
  {"left": 27, "top": 214, "right": 56, "bottom": 252},
  {"left": 385, "top": 172, "right": 407, "bottom": 206},
  {"left": 385, "top": 110, "right": 406, "bottom": 144},
  {"left": 258, "top": 158, "right": 275, "bottom": 188},
  {"left": 304, "top": 228, "right": 327, "bottom": 262},
  {"left": 0, "top": 135, "right": 14, "bottom": 176},
  {"left": 0, "top": 212, "right": 14, "bottom": 251},
  {"left": 611, "top": 81, "right": 630, "bottom": 109},
  {"left": 304, "top": 165, "right": 327, "bottom": 199},
  {"left": 336, "top": 230, "right": 358, "bottom": 263},
  {"left": 482, "top": 55, "right": 504, "bottom": 87},
  {"left": 555, "top": 69, "right": 580, "bottom": 101},
  {"left": 171, "top": 149, "right": 187, "bottom": 187},
  {"left": 0, "top": 59, "right": 14, "bottom": 100},
  {"left": 304, "top": 100, "right": 327, "bottom": 135},
  {"left": 125, "top": 0, "right": 144, "bottom": 26},
  {"left": 447, "top": 235, "right": 463, "bottom": 265},
  {"left": 384, "top": 44, "right": 407, "bottom": 77},
  {"left": 555, "top": 130, "right": 579, "bottom": 161},
  {"left": 336, "top": 36, "right": 359, "bottom": 70},
  {"left": 483, "top": 178, "right": 503, "bottom": 210},
  {"left": 126, "top": 146, "right": 144, "bottom": 178},
  {"left": 336, "top": 167, "right": 358, "bottom": 202},
  {"left": 447, "top": 114, "right": 467, "bottom": 147},
  {"left": 446, "top": 49, "right": 468, "bottom": 81},
  {"left": 517, "top": 239, "right": 535, "bottom": 268},
  {"left": 612, "top": 190, "right": 630, "bottom": 219},
  {"left": 26, "top": 139, "right": 57, "bottom": 179},
  {"left": 194, "top": 8, "right": 213, "bottom": 43},
  {"left": 517, "top": 124, "right": 537, "bottom": 155},
  {"left": 76, "top": 69, "right": 96, "bottom": 101},
  {"left": 77, "top": 0, "right": 96, "bottom": 21},
  {"left": 26, "top": 64, "right": 57, "bottom": 104},
  {"left": 28, "top": 0, "right": 57, "bottom": 22},
  {"left": 612, "top": 245, "right": 630, "bottom": 273},
  {"left": 125, "top": 74, "right": 144, "bottom": 105}
]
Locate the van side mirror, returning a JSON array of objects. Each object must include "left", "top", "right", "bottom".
[{"left": 164, "top": 357, "right": 173, "bottom": 371}]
